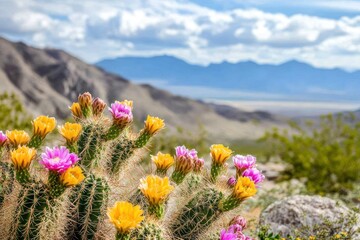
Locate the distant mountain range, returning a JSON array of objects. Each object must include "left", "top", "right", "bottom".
[
  {"left": 0, "top": 37, "right": 283, "bottom": 140},
  {"left": 97, "top": 55, "right": 360, "bottom": 102}
]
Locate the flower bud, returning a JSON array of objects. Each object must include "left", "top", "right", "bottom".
[{"left": 92, "top": 97, "right": 106, "bottom": 116}]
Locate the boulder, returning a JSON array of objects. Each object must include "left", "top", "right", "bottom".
[{"left": 259, "top": 195, "right": 360, "bottom": 238}]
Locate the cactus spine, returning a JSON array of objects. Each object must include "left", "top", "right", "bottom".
[
  {"left": 69, "top": 174, "right": 109, "bottom": 240},
  {"left": 0, "top": 162, "right": 14, "bottom": 207},
  {"left": 77, "top": 124, "right": 101, "bottom": 168},
  {"left": 132, "top": 222, "right": 164, "bottom": 240},
  {"left": 171, "top": 188, "right": 223, "bottom": 240},
  {"left": 10, "top": 182, "right": 48, "bottom": 240}
]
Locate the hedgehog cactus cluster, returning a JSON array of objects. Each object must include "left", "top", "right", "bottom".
[{"left": 0, "top": 92, "right": 264, "bottom": 240}]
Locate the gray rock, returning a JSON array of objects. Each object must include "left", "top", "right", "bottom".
[{"left": 259, "top": 195, "right": 360, "bottom": 238}]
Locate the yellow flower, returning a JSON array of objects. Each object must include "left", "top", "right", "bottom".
[
  {"left": 139, "top": 175, "right": 174, "bottom": 205},
  {"left": 107, "top": 201, "right": 144, "bottom": 234},
  {"left": 58, "top": 122, "right": 82, "bottom": 143},
  {"left": 118, "top": 99, "right": 133, "bottom": 108},
  {"left": 60, "top": 166, "right": 85, "bottom": 187},
  {"left": 32, "top": 116, "right": 56, "bottom": 138},
  {"left": 152, "top": 152, "right": 174, "bottom": 172},
  {"left": 210, "top": 144, "right": 232, "bottom": 165},
  {"left": 232, "top": 177, "right": 257, "bottom": 200},
  {"left": 6, "top": 130, "right": 30, "bottom": 146},
  {"left": 309, "top": 236, "right": 316, "bottom": 240},
  {"left": 69, "top": 102, "right": 83, "bottom": 118},
  {"left": 11, "top": 146, "right": 36, "bottom": 169},
  {"left": 144, "top": 115, "right": 165, "bottom": 135}
]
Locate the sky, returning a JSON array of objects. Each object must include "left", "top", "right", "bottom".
[{"left": 1, "top": 0, "right": 360, "bottom": 70}]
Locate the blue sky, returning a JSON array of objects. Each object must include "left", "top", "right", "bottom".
[{"left": 1, "top": 0, "right": 360, "bottom": 69}]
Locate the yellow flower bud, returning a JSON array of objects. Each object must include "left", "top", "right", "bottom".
[
  {"left": 144, "top": 115, "right": 165, "bottom": 135},
  {"left": 60, "top": 166, "right": 85, "bottom": 187},
  {"left": 232, "top": 177, "right": 257, "bottom": 201},
  {"left": 32, "top": 116, "right": 56, "bottom": 138},
  {"left": 69, "top": 102, "right": 83, "bottom": 118},
  {"left": 11, "top": 146, "right": 36, "bottom": 170},
  {"left": 58, "top": 122, "right": 82, "bottom": 144},
  {"left": 210, "top": 144, "right": 232, "bottom": 165},
  {"left": 139, "top": 175, "right": 174, "bottom": 205},
  {"left": 107, "top": 201, "right": 144, "bottom": 234},
  {"left": 6, "top": 130, "right": 30, "bottom": 146},
  {"left": 152, "top": 152, "right": 174, "bottom": 172}
]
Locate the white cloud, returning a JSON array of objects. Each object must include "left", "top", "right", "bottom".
[{"left": 0, "top": 0, "right": 360, "bottom": 69}]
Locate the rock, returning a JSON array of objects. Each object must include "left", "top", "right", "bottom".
[{"left": 259, "top": 195, "right": 360, "bottom": 238}]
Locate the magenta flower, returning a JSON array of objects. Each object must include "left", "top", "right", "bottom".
[
  {"left": 220, "top": 223, "right": 253, "bottom": 240},
  {"left": 242, "top": 168, "right": 265, "bottom": 184},
  {"left": 40, "top": 146, "right": 79, "bottom": 173},
  {"left": 175, "top": 145, "right": 189, "bottom": 158},
  {"left": 233, "top": 155, "right": 256, "bottom": 173},
  {"left": 227, "top": 176, "right": 237, "bottom": 187},
  {"left": 108, "top": 101, "right": 133, "bottom": 127},
  {"left": 0, "top": 131, "right": 7, "bottom": 146},
  {"left": 220, "top": 228, "right": 238, "bottom": 240},
  {"left": 188, "top": 148, "right": 198, "bottom": 159}
]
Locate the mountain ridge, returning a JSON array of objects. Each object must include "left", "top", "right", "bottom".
[
  {"left": 0, "top": 36, "right": 282, "bottom": 140},
  {"left": 97, "top": 55, "right": 360, "bottom": 102}
]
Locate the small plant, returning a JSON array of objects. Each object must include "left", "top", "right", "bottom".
[{"left": 260, "top": 114, "right": 360, "bottom": 194}]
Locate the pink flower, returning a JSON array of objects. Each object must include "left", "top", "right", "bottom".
[
  {"left": 230, "top": 216, "right": 247, "bottom": 230},
  {"left": 40, "top": 146, "right": 79, "bottom": 173},
  {"left": 233, "top": 155, "right": 256, "bottom": 173},
  {"left": 108, "top": 101, "right": 133, "bottom": 127},
  {"left": 220, "top": 228, "right": 238, "bottom": 240},
  {"left": 227, "top": 176, "right": 237, "bottom": 187},
  {"left": 0, "top": 131, "right": 7, "bottom": 146},
  {"left": 188, "top": 148, "right": 198, "bottom": 159},
  {"left": 220, "top": 223, "right": 253, "bottom": 240},
  {"left": 242, "top": 168, "right": 265, "bottom": 184},
  {"left": 175, "top": 145, "right": 189, "bottom": 158}
]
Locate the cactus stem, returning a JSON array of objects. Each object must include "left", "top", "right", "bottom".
[
  {"left": 210, "top": 163, "right": 224, "bottom": 182},
  {"left": 171, "top": 171, "right": 186, "bottom": 184},
  {"left": 15, "top": 168, "right": 31, "bottom": 185},
  {"left": 115, "top": 232, "right": 131, "bottom": 240},
  {"left": 148, "top": 204, "right": 165, "bottom": 219},
  {"left": 134, "top": 132, "right": 151, "bottom": 148},
  {"left": 28, "top": 135, "right": 43, "bottom": 149},
  {"left": 104, "top": 124, "right": 123, "bottom": 141}
]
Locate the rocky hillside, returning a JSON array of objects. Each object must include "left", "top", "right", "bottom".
[{"left": 0, "top": 37, "right": 283, "bottom": 139}]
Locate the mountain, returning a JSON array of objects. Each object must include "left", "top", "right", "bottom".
[
  {"left": 97, "top": 56, "right": 360, "bottom": 102},
  {"left": 0, "top": 37, "right": 282, "bottom": 140}
]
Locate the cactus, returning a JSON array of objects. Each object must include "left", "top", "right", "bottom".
[
  {"left": 132, "top": 222, "right": 164, "bottom": 240},
  {"left": 9, "top": 182, "right": 48, "bottom": 240},
  {"left": 171, "top": 188, "right": 223, "bottom": 239},
  {"left": 109, "top": 137, "right": 135, "bottom": 174},
  {"left": 68, "top": 174, "right": 109, "bottom": 240},
  {"left": 77, "top": 124, "right": 101, "bottom": 169},
  {"left": 0, "top": 162, "right": 15, "bottom": 207},
  {"left": 0, "top": 92, "right": 265, "bottom": 240}
]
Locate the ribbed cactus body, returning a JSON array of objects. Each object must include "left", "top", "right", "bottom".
[
  {"left": 27, "top": 135, "right": 42, "bottom": 149},
  {"left": 10, "top": 182, "right": 48, "bottom": 240},
  {"left": 109, "top": 138, "right": 134, "bottom": 173},
  {"left": 132, "top": 222, "right": 164, "bottom": 240},
  {"left": 78, "top": 125, "right": 101, "bottom": 168},
  {"left": 134, "top": 132, "right": 151, "bottom": 148},
  {"left": 69, "top": 174, "right": 109, "bottom": 240},
  {"left": 172, "top": 188, "right": 223, "bottom": 239},
  {"left": 0, "top": 162, "right": 15, "bottom": 207},
  {"left": 186, "top": 173, "right": 202, "bottom": 191}
]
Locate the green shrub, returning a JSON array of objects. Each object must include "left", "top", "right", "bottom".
[
  {"left": 0, "top": 92, "right": 32, "bottom": 130},
  {"left": 260, "top": 113, "right": 360, "bottom": 194}
]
